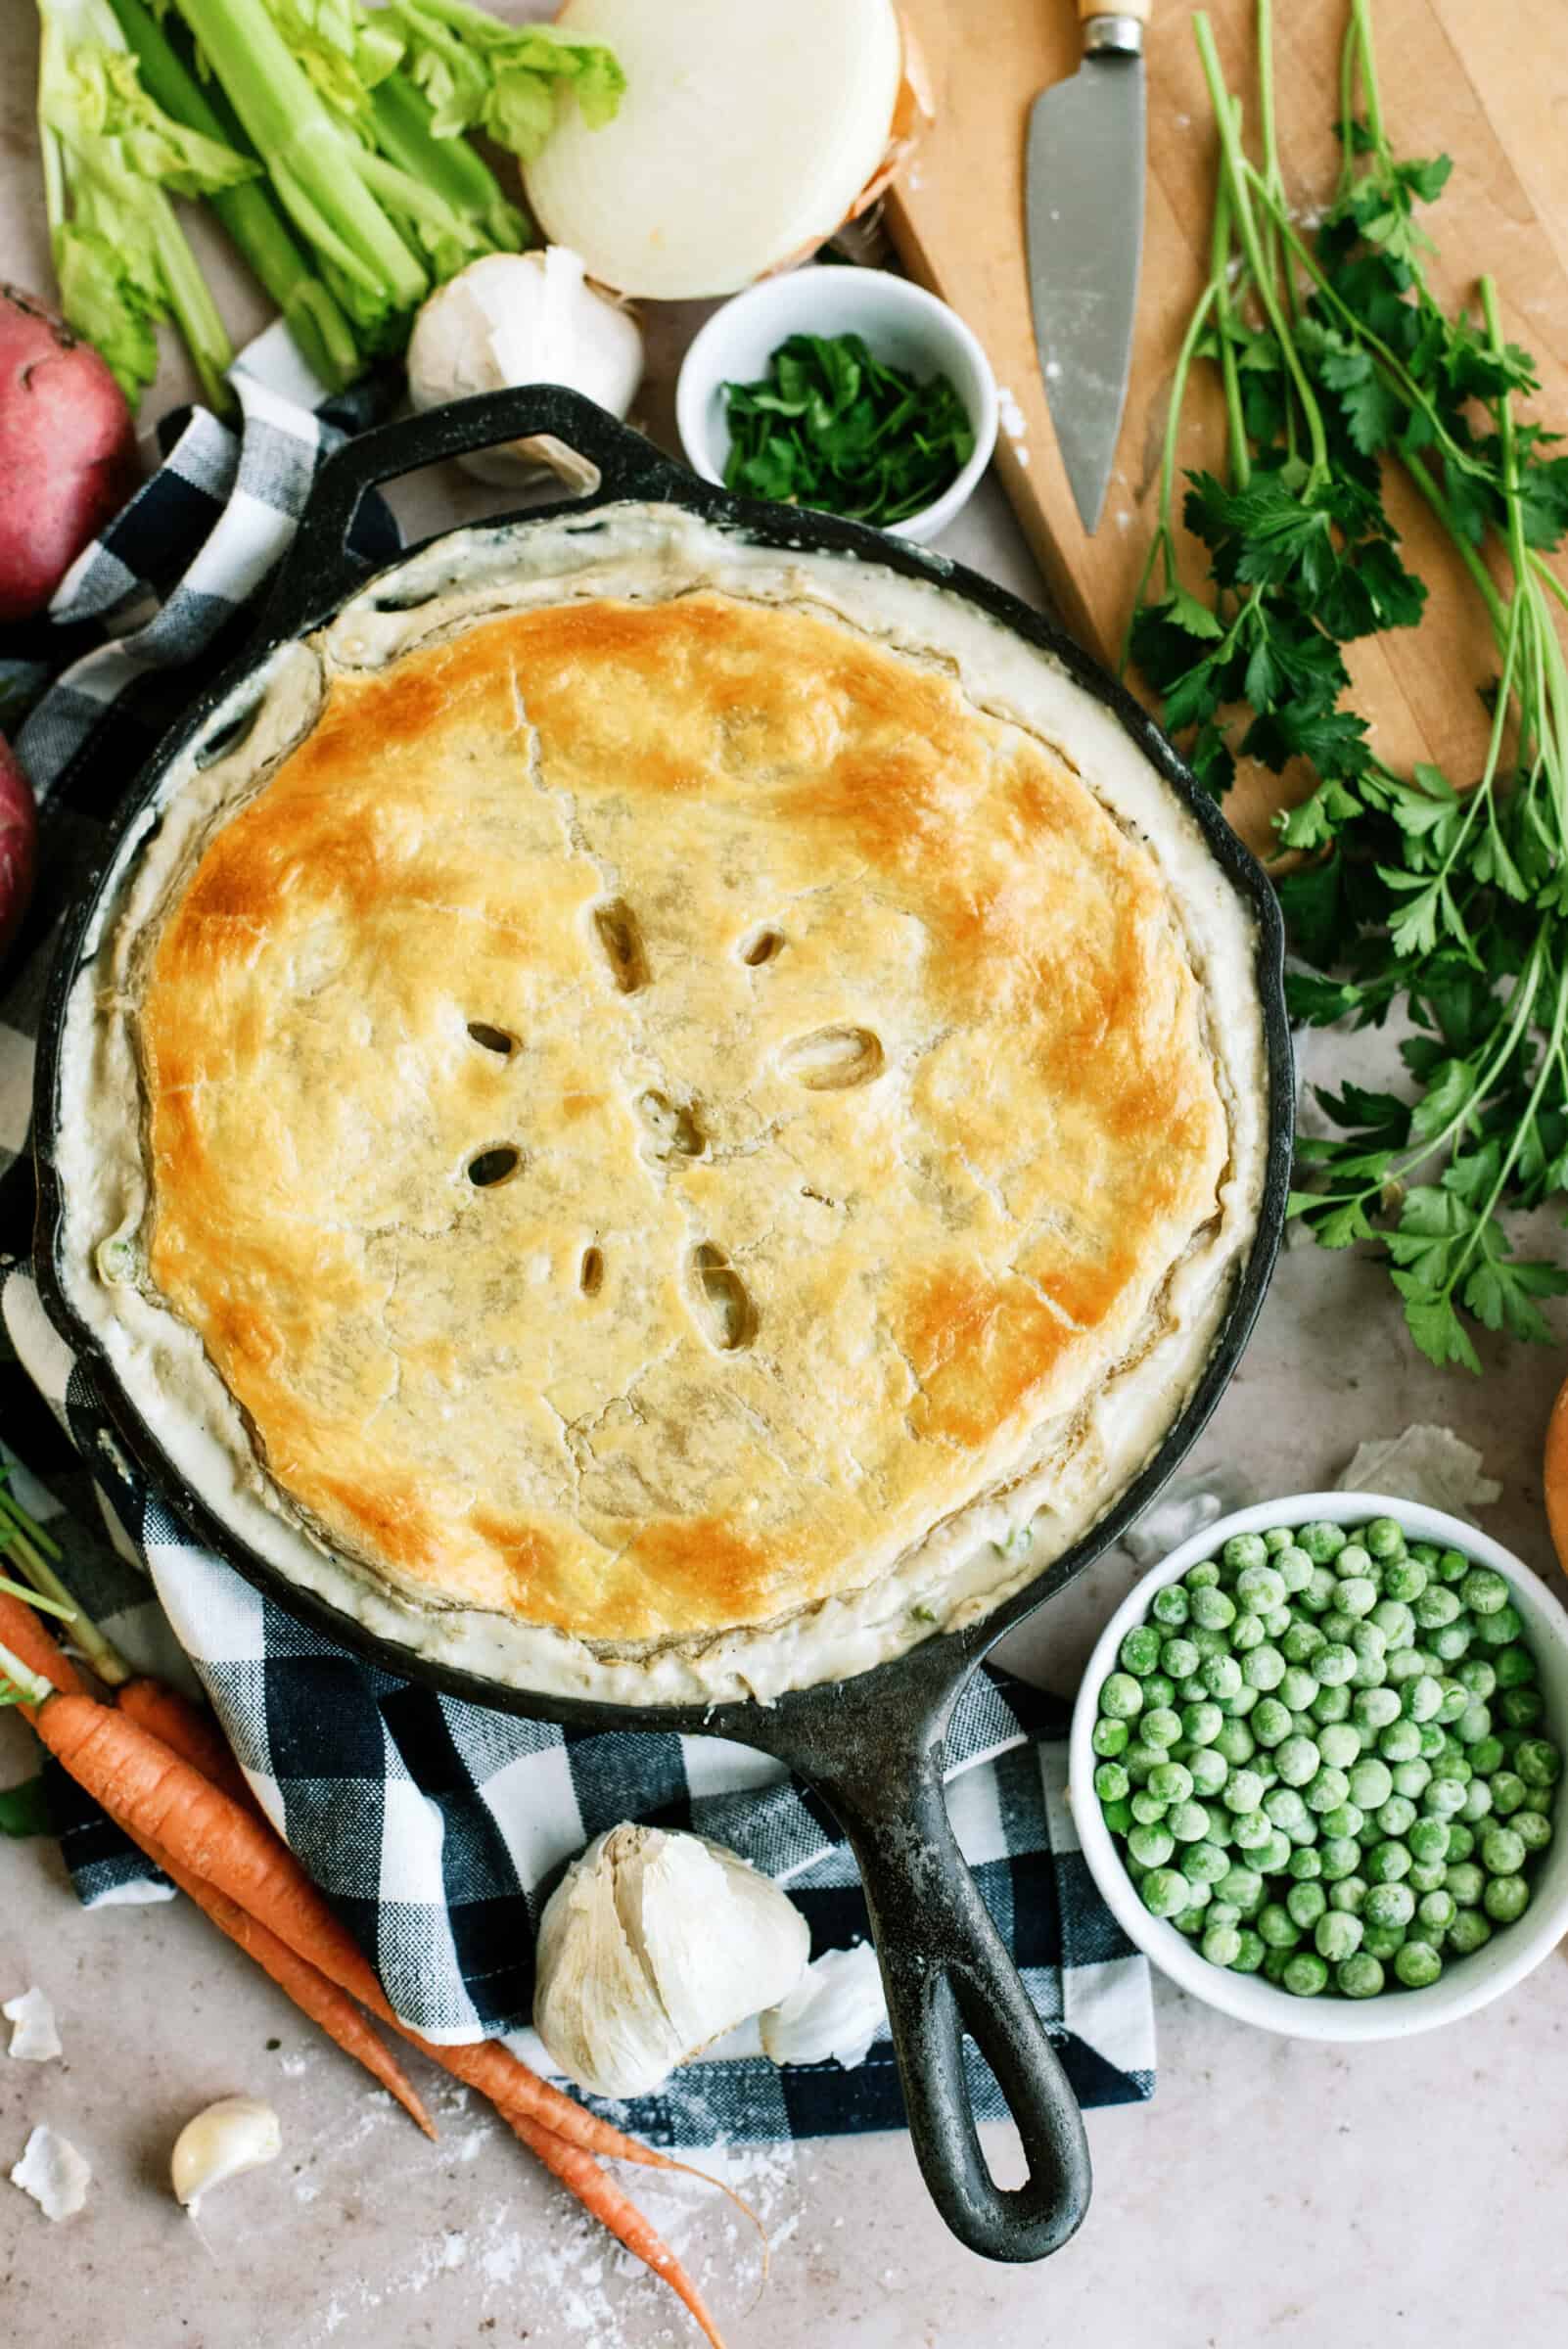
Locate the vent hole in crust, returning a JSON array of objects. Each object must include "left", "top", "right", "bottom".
[
  {"left": 739, "top": 927, "right": 784, "bottom": 967},
  {"left": 467, "top": 1021, "right": 520, "bottom": 1058},
  {"left": 780, "top": 1026, "right": 885, "bottom": 1091},
  {"left": 467, "top": 1145, "right": 522, "bottom": 1188},
  {"left": 592, "top": 898, "right": 650, "bottom": 993},
  {"left": 372, "top": 586, "right": 438, "bottom": 613},
  {"left": 194, "top": 698, "right": 264, "bottom": 770},
  {"left": 579, "top": 1246, "right": 604, "bottom": 1296},
  {"left": 689, "top": 1243, "right": 756, "bottom": 1352},
  {"left": 637, "top": 1089, "right": 705, "bottom": 1161}
]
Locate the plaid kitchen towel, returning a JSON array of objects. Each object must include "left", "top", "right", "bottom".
[{"left": 0, "top": 334, "right": 1154, "bottom": 2141}]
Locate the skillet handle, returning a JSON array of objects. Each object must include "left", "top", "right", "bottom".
[
  {"left": 821, "top": 1737, "right": 1092, "bottom": 2262},
  {"left": 260, "top": 389, "right": 693, "bottom": 643}
]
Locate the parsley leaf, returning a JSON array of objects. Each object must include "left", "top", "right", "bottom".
[{"left": 722, "top": 334, "right": 975, "bottom": 530}]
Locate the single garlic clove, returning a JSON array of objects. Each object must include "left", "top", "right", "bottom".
[{"left": 170, "top": 2096, "right": 282, "bottom": 2215}]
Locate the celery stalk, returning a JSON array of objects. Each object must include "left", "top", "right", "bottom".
[{"left": 107, "top": 0, "right": 361, "bottom": 391}]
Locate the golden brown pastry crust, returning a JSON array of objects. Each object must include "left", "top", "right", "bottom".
[{"left": 136, "top": 590, "right": 1228, "bottom": 1644}]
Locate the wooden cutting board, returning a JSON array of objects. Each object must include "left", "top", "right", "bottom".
[{"left": 886, "top": 0, "right": 1568, "bottom": 852}]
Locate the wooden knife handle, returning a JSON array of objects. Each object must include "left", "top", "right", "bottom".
[{"left": 1078, "top": 0, "right": 1152, "bottom": 21}]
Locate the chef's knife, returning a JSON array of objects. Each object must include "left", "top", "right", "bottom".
[{"left": 1025, "top": 3, "right": 1149, "bottom": 535}]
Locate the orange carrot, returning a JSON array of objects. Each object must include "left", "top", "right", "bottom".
[
  {"left": 25, "top": 1689, "right": 675, "bottom": 2172},
  {"left": 143, "top": 1832, "right": 438, "bottom": 2141},
  {"left": 0, "top": 1588, "right": 85, "bottom": 1696},
  {"left": 117, "top": 1676, "right": 254, "bottom": 1809},
  {"left": 509, "top": 2111, "right": 727, "bottom": 2349}
]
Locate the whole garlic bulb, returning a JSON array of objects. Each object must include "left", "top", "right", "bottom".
[
  {"left": 407, "top": 249, "right": 644, "bottom": 490},
  {"left": 533, "top": 1823, "right": 809, "bottom": 2099}
]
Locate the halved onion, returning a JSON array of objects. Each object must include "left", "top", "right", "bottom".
[{"left": 524, "top": 0, "right": 930, "bottom": 299}]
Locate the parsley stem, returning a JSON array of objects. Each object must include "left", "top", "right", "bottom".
[
  {"left": 1440, "top": 941, "right": 1568, "bottom": 1309},
  {"left": 1351, "top": 0, "right": 1387, "bottom": 156},
  {"left": 1210, "top": 130, "right": 1251, "bottom": 491},
  {"left": 1195, "top": 13, "right": 1330, "bottom": 490}
]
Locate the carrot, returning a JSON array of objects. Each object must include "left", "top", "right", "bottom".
[
  {"left": 24, "top": 1688, "right": 676, "bottom": 2172},
  {"left": 0, "top": 1588, "right": 85, "bottom": 1697},
  {"left": 508, "top": 2111, "right": 728, "bottom": 2349},
  {"left": 143, "top": 1832, "right": 438, "bottom": 2141},
  {"left": 117, "top": 1676, "right": 254, "bottom": 1809}
]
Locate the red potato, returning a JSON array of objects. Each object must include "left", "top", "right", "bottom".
[
  {"left": 0, "top": 732, "right": 37, "bottom": 966},
  {"left": 0, "top": 284, "right": 139, "bottom": 626}
]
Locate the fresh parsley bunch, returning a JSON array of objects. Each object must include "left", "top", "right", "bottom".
[{"left": 1129, "top": 0, "right": 1568, "bottom": 1372}]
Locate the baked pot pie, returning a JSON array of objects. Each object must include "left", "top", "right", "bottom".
[{"left": 55, "top": 507, "right": 1270, "bottom": 1705}]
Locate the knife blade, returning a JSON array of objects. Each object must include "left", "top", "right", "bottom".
[{"left": 1025, "top": 6, "right": 1149, "bottom": 535}]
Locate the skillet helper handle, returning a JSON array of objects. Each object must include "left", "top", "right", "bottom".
[
  {"left": 260, "top": 388, "right": 692, "bottom": 644},
  {"left": 834, "top": 1741, "right": 1091, "bottom": 2262}
]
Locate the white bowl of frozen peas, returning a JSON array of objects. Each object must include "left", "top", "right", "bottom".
[{"left": 1071, "top": 1493, "right": 1568, "bottom": 2040}]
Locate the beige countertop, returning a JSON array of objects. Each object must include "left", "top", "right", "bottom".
[{"left": 4, "top": 11, "right": 1568, "bottom": 2344}]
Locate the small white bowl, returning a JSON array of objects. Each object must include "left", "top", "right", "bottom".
[
  {"left": 674, "top": 266, "right": 998, "bottom": 544},
  {"left": 1070, "top": 1492, "right": 1568, "bottom": 2043}
]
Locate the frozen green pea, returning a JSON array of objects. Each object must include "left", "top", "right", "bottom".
[
  {"left": 1459, "top": 1567, "right": 1509, "bottom": 1616},
  {"left": 1120, "top": 1625, "right": 1162, "bottom": 1676},
  {"left": 1407, "top": 1860, "right": 1448, "bottom": 1896},
  {"left": 1102, "top": 1798, "right": 1134, "bottom": 1835},
  {"left": 1218, "top": 1865, "right": 1266, "bottom": 1912},
  {"left": 1261, "top": 1605, "right": 1294, "bottom": 1640},
  {"left": 1435, "top": 1548, "right": 1470, "bottom": 1586},
  {"left": 1242, "top": 1644, "right": 1286, "bottom": 1691},
  {"left": 1418, "top": 1723, "right": 1448, "bottom": 1761},
  {"left": 1390, "top": 1758, "right": 1432, "bottom": 1800},
  {"left": 1484, "top": 1874, "right": 1531, "bottom": 1924},
  {"left": 1152, "top": 1582, "right": 1191, "bottom": 1628},
  {"left": 1185, "top": 1560, "right": 1222, "bottom": 1589},
  {"left": 1523, "top": 1785, "right": 1555, "bottom": 1815},
  {"left": 1333, "top": 1577, "right": 1378, "bottom": 1621},
  {"left": 1201, "top": 1920, "right": 1244, "bottom": 1966},
  {"left": 1188, "top": 1748, "right": 1229, "bottom": 1799},
  {"left": 1445, "top": 1820, "right": 1475, "bottom": 1862},
  {"left": 1403, "top": 1675, "right": 1443, "bottom": 1724},
  {"left": 1382, "top": 1557, "right": 1428, "bottom": 1603},
  {"left": 1373, "top": 1599, "right": 1417, "bottom": 1649},
  {"left": 1276, "top": 1735, "right": 1321, "bottom": 1787},
  {"left": 1130, "top": 1790, "right": 1169, "bottom": 1826},
  {"left": 1418, "top": 1888, "right": 1456, "bottom": 1934},
  {"left": 1414, "top": 1587, "right": 1461, "bottom": 1631},
  {"left": 1140, "top": 1707, "right": 1182, "bottom": 1751},
  {"left": 1448, "top": 1909, "right": 1493, "bottom": 1955},
  {"left": 1319, "top": 1836, "right": 1362, "bottom": 1882},
  {"left": 1374, "top": 1796, "right": 1417, "bottom": 1839},
  {"left": 1279, "top": 1667, "right": 1317, "bottom": 1713},
  {"left": 1235, "top": 1563, "right": 1287, "bottom": 1616},
  {"left": 1213, "top": 1720, "right": 1256, "bottom": 1765},
  {"left": 1456, "top": 1658, "right": 1497, "bottom": 1700},
  {"left": 1386, "top": 1649, "right": 1427, "bottom": 1687},
  {"left": 1315, "top": 1910, "right": 1363, "bottom": 1963},
  {"left": 1222, "top": 1683, "right": 1261, "bottom": 1719},
  {"left": 1377, "top": 1719, "right": 1422, "bottom": 1764},
  {"left": 1459, "top": 1778, "right": 1494, "bottom": 1825},
  {"left": 1146, "top": 1761, "right": 1193, "bottom": 1806},
  {"left": 1430, "top": 1623, "right": 1472, "bottom": 1664},
  {"left": 1363, "top": 1881, "right": 1414, "bottom": 1931},
  {"left": 1320, "top": 1803, "right": 1365, "bottom": 1842},
  {"left": 1101, "top": 1672, "right": 1143, "bottom": 1720},
  {"left": 1179, "top": 1678, "right": 1209, "bottom": 1707},
  {"left": 1328, "top": 1875, "right": 1367, "bottom": 1915},
  {"left": 1354, "top": 1686, "right": 1402, "bottom": 1733},
  {"left": 1141, "top": 1674, "right": 1177, "bottom": 1712},
  {"left": 1275, "top": 1545, "right": 1314, "bottom": 1594},
  {"left": 1360, "top": 1922, "right": 1407, "bottom": 1961},
  {"left": 1161, "top": 1637, "right": 1201, "bottom": 1682},
  {"left": 1475, "top": 1601, "right": 1524, "bottom": 1646},
  {"left": 1447, "top": 1861, "right": 1485, "bottom": 1908},
  {"left": 1191, "top": 1587, "right": 1237, "bottom": 1633},
  {"left": 1501, "top": 1686, "right": 1546, "bottom": 1729},
  {"left": 1467, "top": 1735, "right": 1506, "bottom": 1777},
  {"left": 1288, "top": 1845, "right": 1322, "bottom": 1881},
  {"left": 1305, "top": 1767, "right": 1351, "bottom": 1815},
  {"left": 1515, "top": 1809, "right": 1553, "bottom": 1853},
  {"left": 1394, "top": 1940, "right": 1443, "bottom": 1988},
  {"left": 1094, "top": 1762, "right": 1130, "bottom": 1804},
  {"left": 1222, "top": 1532, "right": 1269, "bottom": 1575},
  {"left": 1171, "top": 1906, "right": 1206, "bottom": 1936},
  {"left": 1367, "top": 1839, "right": 1411, "bottom": 1883},
  {"left": 1140, "top": 1867, "right": 1189, "bottom": 1917},
  {"left": 1312, "top": 1684, "right": 1354, "bottom": 1726},
  {"left": 1350, "top": 1620, "right": 1387, "bottom": 1663},
  {"left": 1167, "top": 1800, "right": 1211, "bottom": 1844},
  {"left": 1231, "top": 1927, "right": 1267, "bottom": 1974},
  {"left": 1189, "top": 1625, "right": 1228, "bottom": 1663},
  {"left": 1313, "top": 1643, "right": 1357, "bottom": 1687},
  {"left": 1517, "top": 1737, "right": 1561, "bottom": 1786},
  {"left": 1264, "top": 1786, "right": 1309, "bottom": 1832},
  {"left": 1283, "top": 1951, "right": 1331, "bottom": 1996},
  {"left": 1363, "top": 1517, "right": 1405, "bottom": 1561},
  {"left": 1317, "top": 1722, "right": 1362, "bottom": 1771},
  {"left": 1337, "top": 1954, "right": 1385, "bottom": 1998},
  {"left": 1263, "top": 1948, "right": 1292, "bottom": 1985},
  {"left": 1231, "top": 1811, "right": 1272, "bottom": 1854},
  {"left": 1251, "top": 1697, "right": 1293, "bottom": 1747},
  {"left": 1180, "top": 1700, "right": 1223, "bottom": 1746},
  {"left": 1347, "top": 1757, "right": 1392, "bottom": 1811},
  {"left": 1286, "top": 1880, "right": 1327, "bottom": 1928},
  {"left": 1407, "top": 1816, "right": 1451, "bottom": 1865},
  {"left": 1493, "top": 1645, "right": 1536, "bottom": 1689},
  {"left": 1222, "top": 1768, "right": 1265, "bottom": 1816},
  {"left": 1298, "top": 1522, "right": 1348, "bottom": 1565},
  {"left": 1092, "top": 1717, "right": 1131, "bottom": 1760},
  {"left": 1281, "top": 1621, "right": 1325, "bottom": 1666},
  {"left": 1258, "top": 1828, "right": 1295, "bottom": 1874},
  {"left": 1480, "top": 1825, "right": 1526, "bottom": 1875},
  {"left": 1182, "top": 1840, "right": 1229, "bottom": 1885},
  {"left": 1424, "top": 1777, "right": 1468, "bottom": 1820},
  {"left": 1263, "top": 1525, "right": 1294, "bottom": 1553},
  {"left": 1202, "top": 1655, "right": 1244, "bottom": 1702},
  {"left": 1490, "top": 1769, "right": 1527, "bottom": 1817}
]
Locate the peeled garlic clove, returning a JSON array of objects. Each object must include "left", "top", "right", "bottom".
[
  {"left": 533, "top": 1822, "right": 810, "bottom": 2100},
  {"left": 406, "top": 249, "right": 644, "bottom": 488},
  {"left": 760, "top": 1942, "right": 888, "bottom": 2071},
  {"left": 171, "top": 2096, "right": 281, "bottom": 2215}
]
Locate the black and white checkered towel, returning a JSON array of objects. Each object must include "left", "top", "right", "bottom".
[{"left": 0, "top": 329, "right": 1153, "bottom": 2142}]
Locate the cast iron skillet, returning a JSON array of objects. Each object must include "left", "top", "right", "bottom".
[{"left": 33, "top": 387, "right": 1294, "bottom": 2266}]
